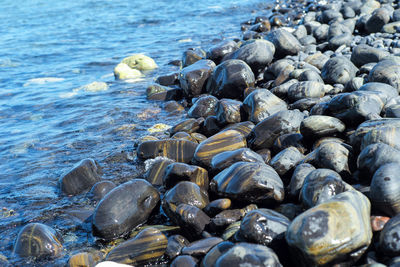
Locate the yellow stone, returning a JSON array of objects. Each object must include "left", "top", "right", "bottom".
[
  {"left": 147, "top": 123, "right": 171, "bottom": 133},
  {"left": 121, "top": 54, "right": 158, "bottom": 71},
  {"left": 114, "top": 63, "right": 143, "bottom": 80}
]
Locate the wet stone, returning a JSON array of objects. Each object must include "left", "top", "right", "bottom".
[
  {"left": 88, "top": 181, "right": 116, "bottom": 201},
  {"left": 163, "top": 162, "right": 208, "bottom": 190},
  {"left": 68, "top": 252, "right": 96, "bottom": 267},
  {"left": 286, "top": 190, "right": 372, "bottom": 266},
  {"left": 235, "top": 209, "right": 290, "bottom": 246},
  {"left": 304, "top": 52, "right": 329, "bottom": 70},
  {"left": 206, "top": 40, "right": 239, "bottom": 65},
  {"left": 220, "top": 121, "right": 254, "bottom": 138},
  {"left": 360, "top": 125, "right": 400, "bottom": 151},
  {"left": 206, "top": 59, "right": 255, "bottom": 99},
  {"left": 156, "top": 72, "right": 179, "bottom": 86},
  {"left": 179, "top": 59, "right": 216, "bottom": 97},
  {"left": 193, "top": 130, "right": 246, "bottom": 168},
  {"left": 382, "top": 21, "right": 400, "bottom": 34},
  {"left": 270, "top": 79, "right": 297, "bottom": 98},
  {"left": 181, "top": 237, "right": 223, "bottom": 257},
  {"left": 60, "top": 158, "right": 102, "bottom": 196},
  {"left": 358, "top": 82, "right": 398, "bottom": 104},
  {"left": 378, "top": 214, "right": 400, "bottom": 256},
  {"left": 170, "top": 118, "right": 201, "bottom": 135},
  {"left": 211, "top": 209, "right": 245, "bottom": 229},
  {"left": 13, "top": 223, "right": 63, "bottom": 259},
  {"left": 187, "top": 95, "right": 218, "bottom": 119},
  {"left": 366, "top": 8, "right": 391, "bottom": 33},
  {"left": 300, "top": 168, "right": 349, "bottom": 208},
  {"left": 368, "top": 60, "right": 400, "bottom": 92},
  {"left": 171, "top": 132, "right": 197, "bottom": 143},
  {"left": 321, "top": 56, "right": 358, "bottom": 85},
  {"left": 182, "top": 47, "right": 206, "bottom": 68},
  {"left": 350, "top": 45, "right": 390, "bottom": 67},
  {"left": 223, "top": 39, "right": 275, "bottom": 74},
  {"left": 204, "top": 198, "right": 232, "bottom": 217},
  {"left": 300, "top": 115, "right": 345, "bottom": 139},
  {"left": 210, "top": 147, "right": 264, "bottom": 173},
  {"left": 105, "top": 228, "right": 167, "bottom": 265},
  {"left": 210, "top": 161, "right": 284, "bottom": 204},
  {"left": 310, "top": 142, "right": 352, "bottom": 176},
  {"left": 287, "top": 81, "right": 325, "bottom": 102},
  {"left": 269, "top": 147, "right": 305, "bottom": 177},
  {"left": 242, "top": 89, "right": 287, "bottom": 124},
  {"left": 171, "top": 255, "right": 198, "bottom": 267},
  {"left": 210, "top": 242, "right": 282, "bottom": 267},
  {"left": 215, "top": 99, "right": 242, "bottom": 125},
  {"left": 174, "top": 204, "right": 211, "bottom": 238},
  {"left": 247, "top": 109, "right": 305, "bottom": 150},
  {"left": 202, "top": 241, "right": 234, "bottom": 267},
  {"left": 162, "top": 181, "right": 209, "bottom": 217},
  {"left": 370, "top": 163, "right": 400, "bottom": 217},
  {"left": 327, "top": 91, "right": 384, "bottom": 125},
  {"left": 92, "top": 179, "right": 160, "bottom": 240},
  {"left": 298, "top": 69, "right": 323, "bottom": 82},
  {"left": 273, "top": 133, "right": 306, "bottom": 154},
  {"left": 357, "top": 143, "right": 400, "bottom": 178},
  {"left": 222, "top": 221, "right": 241, "bottom": 241},
  {"left": 166, "top": 235, "right": 189, "bottom": 260},
  {"left": 137, "top": 139, "right": 198, "bottom": 163},
  {"left": 266, "top": 28, "right": 302, "bottom": 58},
  {"left": 144, "top": 157, "right": 175, "bottom": 186}
]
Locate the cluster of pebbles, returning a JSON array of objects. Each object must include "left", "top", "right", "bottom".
[{"left": 10, "top": 0, "right": 400, "bottom": 266}]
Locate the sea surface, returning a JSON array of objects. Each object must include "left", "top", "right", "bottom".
[{"left": 0, "top": 0, "right": 271, "bottom": 265}]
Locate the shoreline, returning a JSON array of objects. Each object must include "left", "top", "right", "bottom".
[{"left": 9, "top": 0, "right": 400, "bottom": 266}]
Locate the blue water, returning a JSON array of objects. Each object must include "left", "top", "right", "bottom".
[{"left": 0, "top": 0, "right": 271, "bottom": 264}]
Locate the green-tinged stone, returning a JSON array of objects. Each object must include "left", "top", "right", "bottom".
[
  {"left": 114, "top": 63, "right": 143, "bottom": 80},
  {"left": 286, "top": 190, "right": 372, "bottom": 266},
  {"left": 121, "top": 54, "right": 158, "bottom": 70}
]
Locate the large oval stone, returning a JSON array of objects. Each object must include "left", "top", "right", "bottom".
[
  {"left": 206, "top": 59, "right": 255, "bottom": 99},
  {"left": 242, "top": 89, "right": 287, "bottom": 124},
  {"left": 378, "top": 214, "right": 400, "bottom": 256},
  {"left": 247, "top": 110, "right": 305, "bottom": 150},
  {"left": 13, "top": 223, "right": 63, "bottom": 259},
  {"left": 286, "top": 190, "right": 372, "bottom": 266},
  {"left": 350, "top": 44, "right": 390, "bottom": 67},
  {"left": 179, "top": 59, "right": 216, "bottom": 97},
  {"left": 210, "top": 161, "right": 284, "bottom": 204},
  {"left": 92, "top": 179, "right": 160, "bottom": 240},
  {"left": 105, "top": 228, "right": 167, "bottom": 265},
  {"left": 137, "top": 139, "right": 198, "bottom": 163},
  {"left": 193, "top": 130, "right": 246, "bottom": 168},
  {"left": 60, "top": 158, "right": 102, "bottom": 196},
  {"left": 287, "top": 81, "right": 325, "bottom": 102}
]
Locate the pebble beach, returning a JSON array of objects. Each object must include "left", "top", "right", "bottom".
[{"left": 5, "top": 0, "right": 400, "bottom": 266}]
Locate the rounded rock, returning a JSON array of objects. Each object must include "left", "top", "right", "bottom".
[
  {"left": 370, "top": 163, "right": 400, "bottom": 216},
  {"left": 210, "top": 161, "right": 284, "bottom": 204},
  {"left": 321, "top": 56, "right": 358, "bottom": 85},
  {"left": 242, "top": 89, "right": 287, "bottom": 124},
  {"left": 206, "top": 59, "right": 255, "bottom": 99},
  {"left": 179, "top": 59, "right": 216, "bottom": 97},
  {"left": 88, "top": 181, "right": 116, "bottom": 201},
  {"left": 300, "top": 115, "right": 345, "bottom": 139},
  {"left": 13, "top": 223, "right": 63, "bottom": 259},
  {"left": 105, "top": 228, "right": 167, "bottom": 265},
  {"left": 137, "top": 139, "right": 198, "bottom": 163},
  {"left": 266, "top": 29, "right": 302, "bottom": 58},
  {"left": 92, "top": 179, "right": 160, "bottom": 240}
]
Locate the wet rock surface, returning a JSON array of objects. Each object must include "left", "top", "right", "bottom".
[{"left": 21, "top": 0, "right": 400, "bottom": 265}]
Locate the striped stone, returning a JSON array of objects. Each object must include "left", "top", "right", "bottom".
[
  {"left": 137, "top": 139, "right": 198, "bottom": 163},
  {"left": 106, "top": 228, "right": 167, "bottom": 265},
  {"left": 68, "top": 252, "right": 96, "bottom": 267},
  {"left": 145, "top": 158, "right": 175, "bottom": 186},
  {"left": 193, "top": 130, "right": 246, "bottom": 168},
  {"left": 163, "top": 162, "right": 209, "bottom": 190},
  {"left": 210, "top": 161, "right": 284, "bottom": 204}
]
